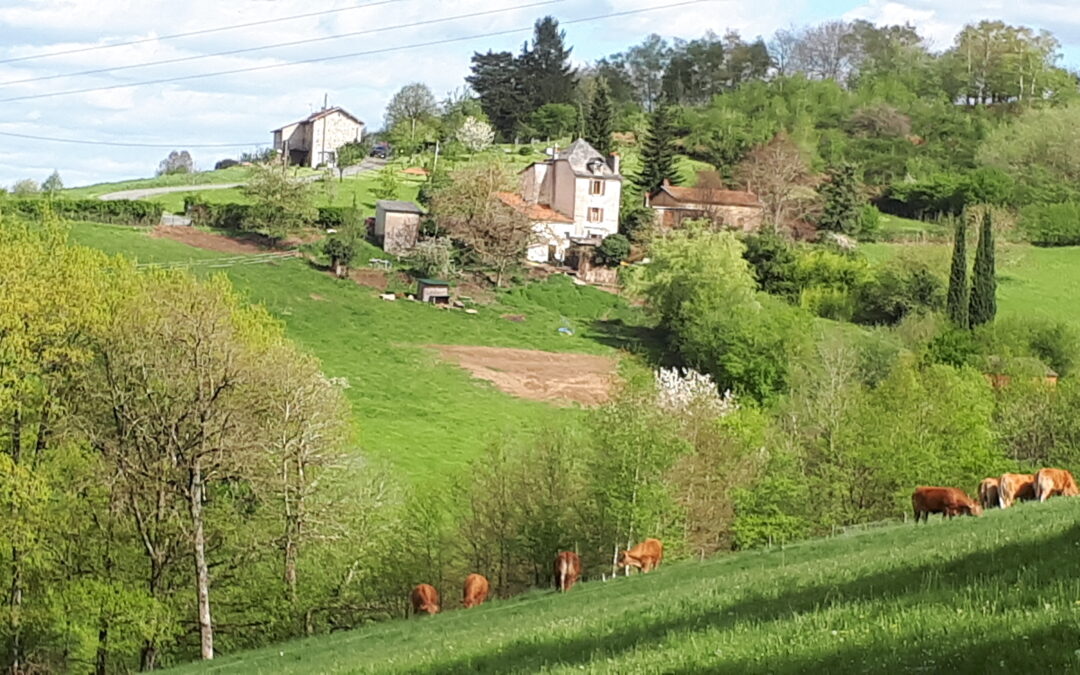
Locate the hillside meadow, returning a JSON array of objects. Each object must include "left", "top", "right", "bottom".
[{"left": 164, "top": 497, "right": 1080, "bottom": 674}]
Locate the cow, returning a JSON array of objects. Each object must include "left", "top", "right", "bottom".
[
  {"left": 410, "top": 583, "right": 440, "bottom": 616},
  {"left": 911, "top": 486, "right": 982, "bottom": 523},
  {"left": 1034, "top": 467, "right": 1079, "bottom": 502},
  {"left": 998, "top": 473, "right": 1037, "bottom": 509},
  {"left": 462, "top": 573, "right": 489, "bottom": 609},
  {"left": 554, "top": 551, "right": 582, "bottom": 592},
  {"left": 616, "top": 538, "right": 663, "bottom": 573},
  {"left": 978, "top": 477, "right": 1000, "bottom": 511}
]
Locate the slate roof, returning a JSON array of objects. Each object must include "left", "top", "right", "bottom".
[
  {"left": 555, "top": 138, "right": 621, "bottom": 178},
  {"left": 376, "top": 200, "right": 425, "bottom": 214}
]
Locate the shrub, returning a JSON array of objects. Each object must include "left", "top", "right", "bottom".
[
  {"left": 214, "top": 159, "right": 240, "bottom": 170},
  {"left": 1019, "top": 202, "right": 1080, "bottom": 246},
  {"left": 619, "top": 205, "right": 654, "bottom": 242},
  {"left": 408, "top": 237, "right": 455, "bottom": 279},
  {"left": 595, "top": 234, "right": 630, "bottom": 266},
  {"left": 184, "top": 199, "right": 251, "bottom": 229},
  {"left": 853, "top": 260, "right": 945, "bottom": 325},
  {"left": 316, "top": 206, "right": 363, "bottom": 231},
  {"left": 880, "top": 168, "right": 1012, "bottom": 218},
  {"left": 6, "top": 198, "right": 163, "bottom": 225}
]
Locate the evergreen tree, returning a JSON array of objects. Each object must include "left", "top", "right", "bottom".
[
  {"left": 520, "top": 17, "right": 576, "bottom": 110},
  {"left": 946, "top": 217, "right": 969, "bottom": 328},
  {"left": 584, "top": 77, "right": 614, "bottom": 155},
  {"left": 818, "top": 163, "right": 862, "bottom": 234},
  {"left": 635, "top": 105, "right": 679, "bottom": 195},
  {"left": 467, "top": 50, "right": 526, "bottom": 141},
  {"left": 969, "top": 211, "right": 997, "bottom": 327}
]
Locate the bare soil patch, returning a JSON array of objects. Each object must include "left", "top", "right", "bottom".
[
  {"left": 348, "top": 268, "right": 388, "bottom": 290},
  {"left": 430, "top": 345, "right": 617, "bottom": 406},
  {"left": 151, "top": 226, "right": 271, "bottom": 254}
]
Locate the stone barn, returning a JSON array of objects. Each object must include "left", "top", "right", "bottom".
[
  {"left": 648, "top": 179, "right": 764, "bottom": 231},
  {"left": 374, "top": 200, "right": 424, "bottom": 255},
  {"left": 272, "top": 106, "right": 364, "bottom": 168}
]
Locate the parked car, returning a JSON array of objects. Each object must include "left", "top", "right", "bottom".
[{"left": 371, "top": 142, "right": 391, "bottom": 159}]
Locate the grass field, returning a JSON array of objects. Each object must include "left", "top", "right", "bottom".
[
  {"left": 164, "top": 497, "right": 1080, "bottom": 673},
  {"left": 61, "top": 166, "right": 285, "bottom": 198},
  {"left": 69, "top": 222, "right": 638, "bottom": 482},
  {"left": 861, "top": 241, "right": 1080, "bottom": 326}
]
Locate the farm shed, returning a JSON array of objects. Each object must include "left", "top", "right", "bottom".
[
  {"left": 375, "top": 200, "right": 424, "bottom": 255},
  {"left": 648, "top": 179, "right": 764, "bottom": 231},
  {"left": 417, "top": 279, "right": 451, "bottom": 304}
]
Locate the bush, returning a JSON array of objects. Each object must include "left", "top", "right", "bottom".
[
  {"left": 595, "top": 234, "right": 630, "bottom": 266},
  {"left": 1019, "top": 202, "right": 1080, "bottom": 246},
  {"left": 316, "top": 206, "right": 363, "bottom": 231},
  {"left": 853, "top": 260, "right": 945, "bottom": 325},
  {"left": 740, "top": 232, "right": 799, "bottom": 298},
  {"left": 214, "top": 158, "right": 240, "bottom": 170},
  {"left": 619, "top": 205, "right": 654, "bottom": 242},
  {"left": 6, "top": 198, "right": 163, "bottom": 225},
  {"left": 880, "top": 168, "right": 1012, "bottom": 218},
  {"left": 184, "top": 199, "right": 251, "bottom": 229}
]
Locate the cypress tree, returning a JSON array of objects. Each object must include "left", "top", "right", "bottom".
[
  {"left": 634, "top": 105, "right": 679, "bottom": 195},
  {"left": 969, "top": 210, "right": 997, "bottom": 327},
  {"left": 945, "top": 217, "right": 969, "bottom": 328},
  {"left": 584, "top": 77, "right": 614, "bottom": 156},
  {"left": 817, "top": 163, "right": 862, "bottom": 234}
]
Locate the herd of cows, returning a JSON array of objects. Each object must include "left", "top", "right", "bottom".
[
  {"left": 409, "top": 538, "right": 664, "bottom": 616},
  {"left": 912, "top": 466, "right": 1078, "bottom": 521}
]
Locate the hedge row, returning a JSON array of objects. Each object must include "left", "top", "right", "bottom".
[
  {"left": 183, "top": 198, "right": 364, "bottom": 231},
  {"left": 4, "top": 198, "right": 163, "bottom": 225}
]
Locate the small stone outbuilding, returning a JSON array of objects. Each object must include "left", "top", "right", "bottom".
[
  {"left": 374, "top": 200, "right": 424, "bottom": 255},
  {"left": 648, "top": 180, "right": 764, "bottom": 231}
]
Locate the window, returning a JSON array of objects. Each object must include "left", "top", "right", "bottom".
[
  {"left": 588, "top": 207, "right": 603, "bottom": 222},
  {"left": 589, "top": 179, "right": 605, "bottom": 195}
]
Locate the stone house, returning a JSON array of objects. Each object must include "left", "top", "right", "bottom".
[
  {"left": 501, "top": 138, "right": 622, "bottom": 263},
  {"left": 648, "top": 179, "right": 764, "bottom": 231},
  {"left": 374, "top": 200, "right": 424, "bottom": 255},
  {"left": 272, "top": 107, "right": 364, "bottom": 168}
]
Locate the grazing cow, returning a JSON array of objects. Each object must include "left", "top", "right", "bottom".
[
  {"left": 554, "top": 551, "right": 582, "bottom": 592},
  {"left": 998, "top": 473, "right": 1037, "bottom": 509},
  {"left": 911, "top": 486, "right": 982, "bottom": 523},
  {"left": 1034, "top": 468, "right": 1079, "bottom": 502},
  {"left": 616, "top": 538, "right": 664, "bottom": 573},
  {"left": 978, "top": 477, "right": 1000, "bottom": 511},
  {"left": 462, "top": 573, "right": 489, "bottom": 609},
  {"left": 410, "top": 583, "right": 440, "bottom": 616}
]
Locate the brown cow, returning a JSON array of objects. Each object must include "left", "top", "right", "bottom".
[
  {"left": 410, "top": 583, "right": 440, "bottom": 616},
  {"left": 554, "top": 551, "right": 582, "bottom": 592},
  {"left": 998, "top": 473, "right": 1036, "bottom": 509},
  {"left": 911, "top": 486, "right": 982, "bottom": 523},
  {"left": 462, "top": 573, "right": 489, "bottom": 608},
  {"left": 1034, "top": 468, "right": 1079, "bottom": 502},
  {"left": 616, "top": 538, "right": 663, "bottom": 573},
  {"left": 978, "top": 477, "right": 1000, "bottom": 511}
]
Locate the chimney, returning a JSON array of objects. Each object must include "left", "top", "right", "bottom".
[{"left": 607, "top": 152, "right": 620, "bottom": 175}]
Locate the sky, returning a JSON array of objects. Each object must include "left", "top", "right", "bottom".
[{"left": 2, "top": 0, "right": 1080, "bottom": 188}]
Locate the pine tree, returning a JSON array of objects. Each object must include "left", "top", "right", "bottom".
[
  {"left": 817, "top": 163, "right": 862, "bottom": 234},
  {"left": 968, "top": 211, "right": 997, "bottom": 327},
  {"left": 584, "top": 77, "right": 614, "bottom": 156},
  {"left": 946, "top": 217, "right": 969, "bottom": 328},
  {"left": 520, "top": 17, "right": 576, "bottom": 111},
  {"left": 467, "top": 50, "right": 526, "bottom": 141},
  {"left": 634, "top": 105, "right": 679, "bottom": 195}
]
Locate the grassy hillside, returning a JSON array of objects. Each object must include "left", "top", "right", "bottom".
[
  {"left": 62, "top": 166, "right": 266, "bottom": 198},
  {"left": 861, "top": 242, "right": 1080, "bottom": 326},
  {"left": 165, "top": 497, "right": 1080, "bottom": 673},
  {"left": 69, "top": 222, "right": 637, "bottom": 482}
]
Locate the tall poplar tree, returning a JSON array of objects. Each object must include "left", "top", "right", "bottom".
[
  {"left": 635, "top": 105, "right": 679, "bottom": 195},
  {"left": 969, "top": 211, "right": 997, "bottom": 327},
  {"left": 946, "top": 217, "right": 969, "bottom": 328},
  {"left": 584, "top": 77, "right": 614, "bottom": 155}
]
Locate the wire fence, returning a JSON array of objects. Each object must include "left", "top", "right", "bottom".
[{"left": 135, "top": 251, "right": 299, "bottom": 270}]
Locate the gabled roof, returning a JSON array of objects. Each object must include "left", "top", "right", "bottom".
[
  {"left": 377, "top": 199, "right": 425, "bottom": 214},
  {"left": 495, "top": 192, "right": 573, "bottom": 223},
  {"left": 555, "top": 138, "right": 620, "bottom": 178},
  {"left": 654, "top": 181, "right": 763, "bottom": 208},
  {"left": 272, "top": 106, "right": 364, "bottom": 132}
]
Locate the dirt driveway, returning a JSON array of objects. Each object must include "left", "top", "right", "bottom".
[
  {"left": 430, "top": 345, "right": 618, "bottom": 406},
  {"left": 150, "top": 225, "right": 275, "bottom": 255}
]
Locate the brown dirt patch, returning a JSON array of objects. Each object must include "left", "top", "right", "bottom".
[
  {"left": 151, "top": 226, "right": 271, "bottom": 255},
  {"left": 348, "top": 268, "right": 388, "bottom": 290},
  {"left": 309, "top": 293, "right": 327, "bottom": 301},
  {"left": 501, "top": 314, "right": 527, "bottom": 323},
  {"left": 430, "top": 345, "right": 617, "bottom": 406}
]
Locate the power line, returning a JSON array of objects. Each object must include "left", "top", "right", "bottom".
[
  {"left": 0, "top": 130, "right": 267, "bottom": 148},
  {"left": 0, "top": 0, "right": 713, "bottom": 104},
  {"left": 0, "top": 0, "right": 414, "bottom": 66},
  {"left": 0, "top": 0, "right": 566, "bottom": 87}
]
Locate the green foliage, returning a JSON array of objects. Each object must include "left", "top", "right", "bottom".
[
  {"left": 584, "top": 77, "right": 614, "bottom": 156},
  {"left": 740, "top": 232, "right": 799, "bottom": 297},
  {"left": 323, "top": 234, "right": 358, "bottom": 276},
  {"left": 969, "top": 211, "right": 997, "bottom": 327},
  {"left": 5, "top": 197, "right": 163, "bottom": 225},
  {"left": 634, "top": 105, "right": 679, "bottom": 195},
  {"left": 372, "top": 166, "right": 401, "bottom": 202},
  {"left": 1019, "top": 202, "right": 1080, "bottom": 246},
  {"left": 977, "top": 103, "right": 1080, "bottom": 203},
  {"left": 817, "top": 162, "right": 863, "bottom": 234},
  {"left": 336, "top": 140, "right": 370, "bottom": 170},
  {"left": 946, "top": 218, "right": 970, "bottom": 327},
  {"left": 853, "top": 258, "right": 944, "bottom": 325},
  {"left": 41, "top": 170, "right": 63, "bottom": 194},
  {"left": 881, "top": 168, "right": 1011, "bottom": 218},
  {"left": 619, "top": 203, "right": 654, "bottom": 242},
  {"left": 157, "top": 149, "right": 193, "bottom": 176},
  {"left": 529, "top": 103, "right": 577, "bottom": 139},
  {"left": 242, "top": 165, "right": 318, "bottom": 238},
  {"left": 595, "top": 233, "right": 630, "bottom": 267}
]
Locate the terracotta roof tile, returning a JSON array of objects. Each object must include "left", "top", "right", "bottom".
[
  {"left": 495, "top": 192, "right": 573, "bottom": 223},
  {"left": 658, "top": 183, "right": 763, "bottom": 208}
]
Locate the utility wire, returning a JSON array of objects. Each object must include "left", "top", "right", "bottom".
[
  {"left": 0, "top": 0, "right": 414, "bottom": 66},
  {"left": 0, "top": 0, "right": 713, "bottom": 104},
  {"left": 0, "top": 130, "right": 267, "bottom": 148},
  {"left": 0, "top": 0, "right": 565, "bottom": 87}
]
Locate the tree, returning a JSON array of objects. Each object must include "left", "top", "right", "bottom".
[
  {"left": 735, "top": 134, "right": 817, "bottom": 231},
  {"left": 336, "top": 140, "right": 370, "bottom": 181},
  {"left": 584, "top": 77, "right": 614, "bottom": 156},
  {"left": 372, "top": 166, "right": 401, "bottom": 202},
  {"left": 324, "top": 234, "right": 358, "bottom": 278},
  {"left": 969, "top": 210, "right": 997, "bottom": 327},
  {"left": 41, "top": 170, "right": 63, "bottom": 194},
  {"left": 595, "top": 233, "right": 630, "bottom": 266},
  {"left": 456, "top": 116, "right": 495, "bottom": 152},
  {"left": 10, "top": 179, "right": 39, "bottom": 195},
  {"left": 946, "top": 218, "right": 970, "bottom": 328},
  {"left": 467, "top": 51, "right": 525, "bottom": 141},
  {"left": 429, "top": 159, "right": 535, "bottom": 286},
  {"left": 157, "top": 150, "right": 194, "bottom": 176},
  {"left": 817, "top": 163, "right": 862, "bottom": 234},
  {"left": 529, "top": 103, "right": 577, "bottom": 140},
  {"left": 243, "top": 164, "right": 318, "bottom": 238},
  {"left": 635, "top": 105, "right": 679, "bottom": 196},
  {"left": 624, "top": 34, "right": 671, "bottom": 111},
  {"left": 519, "top": 16, "right": 576, "bottom": 111},
  {"left": 385, "top": 83, "right": 438, "bottom": 150}
]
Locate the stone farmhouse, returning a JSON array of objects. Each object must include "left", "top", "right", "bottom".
[
  {"left": 272, "top": 107, "right": 364, "bottom": 169},
  {"left": 498, "top": 138, "right": 622, "bottom": 264},
  {"left": 648, "top": 179, "right": 764, "bottom": 231}
]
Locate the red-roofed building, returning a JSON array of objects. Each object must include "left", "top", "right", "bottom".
[{"left": 648, "top": 179, "right": 764, "bottom": 231}]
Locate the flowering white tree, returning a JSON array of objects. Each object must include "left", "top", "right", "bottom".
[
  {"left": 654, "top": 367, "right": 737, "bottom": 417},
  {"left": 456, "top": 116, "right": 495, "bottom": 152}
]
